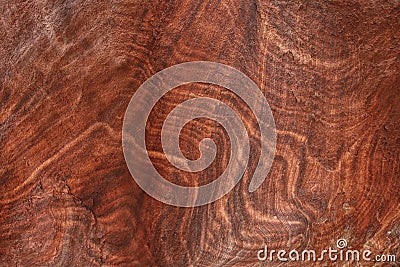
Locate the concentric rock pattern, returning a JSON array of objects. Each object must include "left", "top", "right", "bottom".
[{"left": 0, "top": 1, "right": 399, "bottom": 266}]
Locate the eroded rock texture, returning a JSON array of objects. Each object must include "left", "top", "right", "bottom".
[{"left": 1, "top": 0, "right": 399, "bottom": 266}]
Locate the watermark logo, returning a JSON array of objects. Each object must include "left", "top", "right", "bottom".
[
  {"left": 122, "top": 61, "right": 276, "bottom": 207},
  {"left": 257, "top": 238, "right": 397, "bottom": 263},
  {"left": 336, "top": 238, "right": 347, "bottom": 249}
]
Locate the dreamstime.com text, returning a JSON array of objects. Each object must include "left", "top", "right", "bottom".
[{"left": 257, "top": 239, "right": 396, "bottom": 263}]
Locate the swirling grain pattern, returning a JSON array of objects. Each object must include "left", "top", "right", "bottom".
[{"left": 0, "top": 0, "right": 399, "bottom": 266}]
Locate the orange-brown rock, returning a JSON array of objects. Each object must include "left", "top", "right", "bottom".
[{"left": 0, "top": 1, "right": 399, "bottom": 266}]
